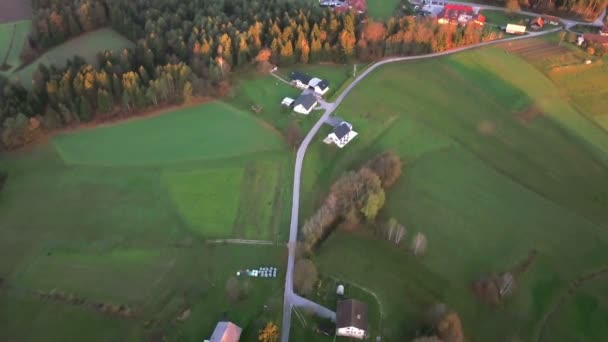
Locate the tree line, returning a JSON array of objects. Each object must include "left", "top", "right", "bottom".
[{"left": 1, "top": 0, "right": 498, "bottom": 149}]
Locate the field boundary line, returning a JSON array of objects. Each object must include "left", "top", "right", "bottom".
[
  {"left": 535, "top": 266, "right": 608, "bottom": 342},
  {"left": 206, "top": 239, "right": 275, "bottom": 245}
]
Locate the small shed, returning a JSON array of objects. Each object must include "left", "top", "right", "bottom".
[
  {"left": 337, "top": 284, "right": 345, "bottom": 295},
  {"left": 281, "top": 97, "right": 295, "bottom": 106}
]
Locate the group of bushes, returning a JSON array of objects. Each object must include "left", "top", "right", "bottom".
[{"left": 302, "top": 151, "right": 402, "bottom": 251}]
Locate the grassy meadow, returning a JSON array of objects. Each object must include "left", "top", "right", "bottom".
[
  {"left": 0, "top": 61, "right": 356, "bottom": 340},
  {"left": 5, "top": 28, "right": 133, "bottom": 89},
  {"left": 0, "top": 20, "right": 31, "bottom": 72},
  {"left": 301, "top": 46, "right": 608, "bottom": 341},
  {"left": 0, "top": 95, "right": 293, "bottom": 340},
  {"left": 367, "top": 0, "right": 402, "bottom": 19}
]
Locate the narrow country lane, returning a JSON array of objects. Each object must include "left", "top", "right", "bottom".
[{"left": 281, "top": 26, "right": 562, "bottom": 342}]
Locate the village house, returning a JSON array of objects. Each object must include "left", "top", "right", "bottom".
[
  {"left": 206, "top": 321, "right": 241, "bottom": 342},
  {"left": 583, "top": 33, "right": 608, "bottom": 47},
  {"left": 290, "top": 71, "right": 330, "bottom": 95},
  {"left": 336, "top": 299, "right": 369, "bottom": 339},
  {"left": 324, "top": 121, "right": 358, "bottom": 148},
  {"left": 436, "top": 4, "right": 483, "bottom": 26},
  {"left": 293, "top": 93, "right": 318, "bottom": 115},
  {"left": 529, "top": 17, "right": 544, "bottom": 30}
]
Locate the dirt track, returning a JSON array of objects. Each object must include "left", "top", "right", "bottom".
[{"left": 0, "top": 1, "right": 32, "bottom": 23}]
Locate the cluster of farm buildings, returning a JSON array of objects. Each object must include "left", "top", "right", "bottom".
[
  {"left": 204, "top": 298, "right": 370, "bottom": 341},
  {"left": 280, "top": 70, "right": 357, "bottom": 148}
]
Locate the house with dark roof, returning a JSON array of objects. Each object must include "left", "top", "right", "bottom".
[
  {"left": 336, "top": 299, "right": 368, "bottom": 339},
  {"left": 290, "top": 71, "right": 330, "bottom": 95},
  {"left": 324, "top": 121, "right": 358, "bottom": 148},
  {"left": 293, "top": 93, "right": 318, "bottom": 115},
  {"left": 206, "top": 321, "right": 241, "bottom": 342}
]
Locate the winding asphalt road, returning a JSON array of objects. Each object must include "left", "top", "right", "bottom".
[{"left": 280, "top": 4, "right": 601, "bottom": 339}]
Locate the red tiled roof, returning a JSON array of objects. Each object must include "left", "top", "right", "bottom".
[{"left": 583, "top": 33, "right": 608, "bottom": 45}]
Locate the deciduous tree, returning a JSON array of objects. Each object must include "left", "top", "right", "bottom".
[{"left": 294, "top": 258, "right": 318, "bottom": 296}]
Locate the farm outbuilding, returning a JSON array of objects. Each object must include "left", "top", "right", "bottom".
[
  {"left": 506, "top": 24, "right": 526, "bottom": 35},
  {"left": 529, "top": 17, "right": 544, "bottom": 30}
]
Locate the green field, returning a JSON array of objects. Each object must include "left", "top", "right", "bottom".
[
  {"left": 0, "top": 20, "right": 30, "bottom": 72},
  {"left": 54, "top": 101, "right": 285, "bottom": 166},
  {"left": 0, "top": 92, "right": 294, "bottom": 340},
  {"left": 367, "top": 0, "right": 402, "bottom": 19},
  {"left": 302, "top": 46, "right": 608, "bottom": 341},
  {"left": 4, "top": 28, "right": 133, "bottom": 88}
]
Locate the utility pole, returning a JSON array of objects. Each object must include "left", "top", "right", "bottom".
[{"left": 353, "top": 64, "right": 357, "bottom": 77}]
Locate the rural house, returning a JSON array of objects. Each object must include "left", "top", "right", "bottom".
[
  {"left": 206, "top": 321, "right": 241, "bottom": 342},
  {"left": 583, "top": 33, "right": 608, "bottom": 47},
  {"left": 293, "top": 93, "right": 318, "bottom": 115},
  {"left": 323, "top": 121, "right": 358, "bottom": 148},
  {"left": 290, "top": 71, "right": 330, "bottom": 95},
  {"left": 336, "top": 299, "right": 368, "bottom": 339},
  {"left": 436, "top": 4, "right": 483, "bottom": 26},
  {"left": 530, "top": 17, "right": 544, "bottom": 30}
]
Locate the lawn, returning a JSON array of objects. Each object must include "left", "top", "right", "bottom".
[
  {"left": 0, "top": 20, "right": 30, "bottom": 72},
  {"left": 226, "top": 63, "right": 356, "bottom": 139},
  {"left": 481, "top": 9, "right": 536, "bottom": 27},
  {"left": 367, "top": 0, "right": 402, "bottom": 19},
  {"left": 54, "top": 101, "right": 286, "bottom": 166},
  {"left": 302, "top": 46, "right": 608, "bottom": 341},
  {"left": 5, "top": 28, "right": 133, "bottom": 89}
]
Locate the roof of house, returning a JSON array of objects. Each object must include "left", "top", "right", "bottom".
[
  {"left": 332, "top": 122, "right": 353, "bottom": 140},
  {"left": 308, "top": 77, "right": 330, "bottom": 90},
  {"left": 294, "top": 93, "right": 318, "bottom": 110},
  {"left": 290, "top": 71, "right": 312, "bottom": 84},
  {"left": 583, "top": 33, "right": 608, "bottom": 45},
  {"left": 530, "top": 17, "right": 544, "bottom": 27},
  {"left": 209, "top": 322, "right": 241, "bottom": 342},
  {"left": 336, "top": 299, "right": 368, "bottom": 330}
]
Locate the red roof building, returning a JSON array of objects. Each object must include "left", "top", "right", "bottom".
[{"left": 437, "top": 4, "right": 476, "bottom": 25}]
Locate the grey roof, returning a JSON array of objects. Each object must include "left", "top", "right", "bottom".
[
  {"left": 332, "top": 122, "right": 352, "bottom": 139},
  {"left": 315, "top": 79, "right": 329, "bottom": 90},
  {"left": 290, "top": 71, "right": 312, "bottom": 84},
  {"left": 209, "top": 321, "right": 241, "bottom": 342},
  {"left": 294, "top": 93, "right": 318, "bottom": 110},
  {"left": 336, "top": 299, "right": 368, "bottom": 330}
]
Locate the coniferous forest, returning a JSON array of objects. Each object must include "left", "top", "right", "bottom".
[{"left": 0, "top": 0, "right": 514, "bottom": 148}]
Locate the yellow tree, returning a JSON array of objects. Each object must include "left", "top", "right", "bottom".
[
  {"left": 339, "top": 29, "right": 356, "bottom": 59},
  {"left": 258, "top": 322, "right": 279, "bottom": 342}
]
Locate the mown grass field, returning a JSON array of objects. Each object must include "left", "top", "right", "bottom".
[
  {"left": 0, "top": 20, "right": 31, "bottom": 72},
  {"left": 7, "top": 28, "right": 133, "bottom": 89},
  {"left": 302, "top": 46, "right": 608, "bottom": 341},
  {"left": 367, "top": 0, "right": 401, "bottom": 19},
  {"left": 0, "top": 94, "right": 293, "bottom": 340}
]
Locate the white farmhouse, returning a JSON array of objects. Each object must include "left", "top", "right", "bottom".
[
  {"left": 290, "top": 71, "right": 330, "bottom": 95},
  {"left": 293, "top": 93, "right": 318, "bottom": 115},
  {"left": 324, "top": 121, "right": 358, "bottom": 148},
  {"left": 336, "top": 299, "right": 368, "bottom": 340}
]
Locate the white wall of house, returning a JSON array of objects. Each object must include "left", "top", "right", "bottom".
[
  {"left": 294, "top": 103, "right": 315, "bottom": 115},
  {"left": 314, "top": 85, "right": 329, "bottom": 95},
  {"left": 328, "top": 130, "right": 358, "bottom": 148},
  {"left": 292, "top": 80, "right": 308, "bottom": 89},
  {"left": 337, "top": 326, "right": 366, "bottom": 339}
]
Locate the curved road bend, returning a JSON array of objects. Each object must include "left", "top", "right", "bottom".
[{"left": 281, "top": 27, "right": 560, "bottom": 342}]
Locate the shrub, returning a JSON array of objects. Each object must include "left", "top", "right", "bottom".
[{"left": 0, "top": 171, "right": 6, "bottom": 192}]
